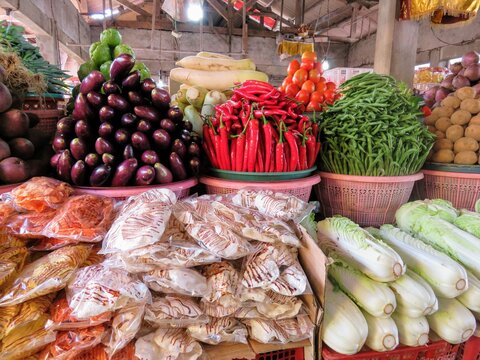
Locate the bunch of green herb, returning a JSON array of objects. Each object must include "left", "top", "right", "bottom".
[
  {"left": 0, "top": 22, "right": 70, "bottom": 94},
  {"left": 319, "top": 72, "right": 435, "bottom": 176}
]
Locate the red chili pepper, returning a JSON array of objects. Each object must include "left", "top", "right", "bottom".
[
  {"left": 306, "top": 134, "right": 316, "bottom": 169},
  {"left": 231, "top": 137, "right": 237, "bottom": 171},
  {"left": 253, "top": 110, "right": 263, "bottom": 119},
  {"left": 213, "top": 133, "right": 223, "bottom": 169},
  {"left": 312, "top": 123, "right": 319, "bottom": 140},
  {"left": 299, "top": 143, "right": 307, "bottom": 171},
  {"left": 315, "top": 141, "right": 321, "bottom": 161},
  {"left": 233, "top": 89, "right": 264, "bottom": 102},
  {"left": 236, "top": 133, "right": 246, "bottom": 172},
  {"left": 269, "top": 137, "right": 275, "bottom": 172},
  {"left": 243, "top": 80, "right": 274, "bottom": 89},
  {"left": 275, "top": 125, "right": 285, "bottom": 173},
  {"left": 231, "top": 94, "right": 241, "bottom": 101},
  {"left": 284, "top": 143, "right": 289, "bottom": 172},
  {"left": 219, "top": 118, "right": 231, "bottom": 170},
  {"left": 247, "top": 119, "right": 259, "bottom": 172},
  {"left": 202, "top": 125, "right": 219, "bottom": 168},
  {"left": 240, "top": 85, "right": 270, "bottom": 94},
  {"left": 261, "top": 116, "right": 273, "bottom": 175},
  {"left": 284, "top": 130, "right": 299, "bottom": 172}
]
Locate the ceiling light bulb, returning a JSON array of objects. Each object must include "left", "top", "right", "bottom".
[{"left": 187, "top": 3, "right": 203, "bottom": 21}]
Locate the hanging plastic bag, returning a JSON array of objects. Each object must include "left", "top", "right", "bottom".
[
  {"left": 144, "top": 295, "right": 208, "bottom": 328},
  {"left": 187, "top": 316, "right": 248, "bottom": 345},
  {"left": 0, "top": 244, "right": 91, "bottom": 306}
]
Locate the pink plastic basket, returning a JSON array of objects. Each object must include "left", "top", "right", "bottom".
[
  {"left": 199, "top": 175, "right": 321, "bottom": 202},
  {"left": 0, "top": 183, "right": 21, "bottom": 195},
  {"left": 417, "top": 170, "right": 480, "bottom": 211},
  {"left": 73, "top": 178, "right": 198, "bottom": 200},
  {"left": 315, "top": 171, "right": 424, "bottom": 227}
]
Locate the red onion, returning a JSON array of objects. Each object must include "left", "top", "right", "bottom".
[
  {"left": 452, "top": 75, "right": 470, "bottom": 89},
  {"left": 449, "top": 62, "right": 463, "bottom": 75},
  {"left": 464, "top": 64, "right": 480, "bottom": 82},
  {"left": 462, "top": 51, "right": 479, "bottom": 67},
  {"left": 441, "top": 74, "right": 455, "bottom": 89},
  {"left": 435, "top": 87, "right": 451, "bottom": 103},
  {"left": 458, "top": 68, "right": 465, "bottom": 76}
]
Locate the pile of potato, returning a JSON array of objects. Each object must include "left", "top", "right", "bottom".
[{"left": 426, "top": 86, "right": 480, "bottom": 165}]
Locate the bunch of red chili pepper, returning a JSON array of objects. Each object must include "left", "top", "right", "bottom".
[{"left": 202, "top": 80, "right": 321, "bottom": 172}]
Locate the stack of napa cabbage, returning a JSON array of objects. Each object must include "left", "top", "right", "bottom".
[{"left": 318, "top": 199, "right": 480, "bottom": 355}]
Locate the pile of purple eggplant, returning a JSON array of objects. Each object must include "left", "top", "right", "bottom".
[{"left": 51, "top": 54, "right": 202, "bottom": 187}]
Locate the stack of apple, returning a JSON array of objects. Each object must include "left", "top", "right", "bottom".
[{"left": 278, "top": 51, "right": 338, "bottom": 112}]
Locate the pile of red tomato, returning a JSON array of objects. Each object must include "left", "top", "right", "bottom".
[{"left": 278, "top": 51, "right": 339, "bottom": 112}]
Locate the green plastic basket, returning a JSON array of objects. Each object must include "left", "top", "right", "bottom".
[{"left": 209, "top": 166, "right": 317, "bottom": 181}]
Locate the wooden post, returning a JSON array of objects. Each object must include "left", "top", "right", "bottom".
[
  {"left": 373, "top": 0, "right": 396, "bottom": 74},
  {"left": 102, "top": 0, "right": 107, "bottom": 30},
  {"left": 295, "top": 0, "right": 302, "bottom": 25},
  {"left": 390, "top": 19, "right": 419, "bottom": 87},
  {"left": 242, "top": 1, "right": 248, "bottom": 57}
]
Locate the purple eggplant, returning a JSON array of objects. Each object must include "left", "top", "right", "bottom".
[
  {"left": 131, "top": 131, "right": 150, "bottom": 151},
  {"left": 75, "top": 120, "right": 92, "bottom": 139},
  {"left": 154, "top": 162, "right": 173, "bottom": 184},
  {"left": 151, "top": 88, "right": 171, "bottom": 111},
  {"left": 102, "top": 153, "right": 116, "bottom": 166},
  {"left": 191, "top": 132, "right": 200, "bottom": 144},
  {"left": 52, "top": 134, "right": 68, "bottom": 152},
  {"left": 71, "top": 160, "right": 87, "bottom": 185},
  {"left": 189, "top": 157, "right": 201, "bottom": 175},
  {"left": 102, "top": 80, "right": 121, "bottom": 95},
  {"left": 160, "top": 118, "right": 175, "bottom": 133},
  {"left": 73, "top": 93, "right": 95, "bottom": 121},
  {"left": 89, "top": 164, "right": 112, "bottom": 187},
  {"left": 134, "top": 106, "right": 160, "bottom": 122},
  {"left": 167, "top": 106, "right": 183, "bottom": 124},
  {"left": 114, "top": 129, "right": 130, "bottom": 145},
  {"left": 95, "top": 137, "right": 114, "bottom": 155},
  {"left": 169, "top": 152, "right": 187, "bottom": 180},
  {"left": 80, "top": 70, "right": 105, "bottom": 95},
  {"left": 152, "top": 129, "right": 170, "bottom": 149},
  {"left": 121, "top": 70, "right": 140, "bottom": 90},
  {"left": 56, "top": 117, "right": 75, "bottom": 135},
  {"left": 135, "top": 165, "right": 155, "bottom": 185},
  {"left": 85, "top": 153, "right": 100, "bottom": 167},
  {"left": 188, "top": 142, "right": 201, "bottom": 158},
  {"left": 50, "top": 153, "right": 61, "bottom": 168},
  {"left": 70, "top": 138, "right": 88, "bottom": 161},
  {"left": 141, "top": 78, "right": 156, "bottom": 95},
  {"left": 98, "top": 122, "right": 114, "bottom": 137},
  {"left": 111, "top": 158, "right": 138, "bottom": 186},
  {"left": 108, "top": 94, "right": 129, "bottom": 113},
  {"left": 137, "top": 119, "right": 152, "bottom": 133},
  {"left": 99, "top": 106, "right": 116, "bottom": 123},
  {"left": 183, "top": 120, "right": 193, "bottom": 132},
  {"left": 86, "top": 91, "right": 105, "bottom": 109},
  {"left": 141, "top": 150, "right": 160, "bottom": 165},
  {"left": 121, "top": 113, "right": 137, "bottom": 128},
  {"left": 127, "top": 91, "right": 145, "bottom": 106},
  {"left": 180, "top": 129, "right": 191, "bottom": 143},
  {"left": 57, "top": 150, "right": 73, "bottom": 182},
  {"left": 123, "top": 144, "right": 135, "bottom": 160},
  {"left": 172, "top": 139, "right": 187, "bottom": 159},
  {"left": 110, "top": 54, "right": 135, "bottom": 82}
]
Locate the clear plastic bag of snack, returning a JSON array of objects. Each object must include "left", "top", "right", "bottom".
[
  {"left": 187, "top": 316, "right": 248, "bottom": 345},
  {"left": 82, "top": 247, "right": 105, "bottom": 267},
  {"left": 243, "top": 314, "right": 314, "bottom": 344},
  {"left": 268, "top": 262, "right": 308, "bottom": 297},
  {"left": 230, "top": 189, "right": 314, "bottom": 223},
  {"left": 0, "top": 202, "right": 15, "bottom": 225},
  {"left": 120, "top": 188, "right": 177, "bottom": 214},
  {"left": 66, "top": 264, "right": 150, "bottom": 320},
  {"left": 30, "top": 237, "right": 78, "bottom": 251},
  {"left": 7, "top": 177, "right": 73, "bottom": 213},
  {"left": 144, "top": 295, "right": 208, "bottom": 328},
  {"left": 47, "top": 297, "right": 112, "bottom": 331},
  {"left": 39, "top": 324, "right": 106, "bottom": 360},
  {"left": 238, "top": 288, "right": 303, "bottom": 320},
  {"left": 101, "top": 193, "right": 175, "bottom": 254},
  {"left": 135, "top": 328, "right": 202, "bottom": 360},
  {"left": 6, "top": 209, "right": 57, "bottom": 238},
  {"left": 72, "top": 342, "right": 136, "bottom": 360},
  {"left": 0, "top": 261, "right": 16, "bottom": 290},
  {"left": 0, "top": 304, "right": 17, "bottom": 341},
  {"left": 201, "top": 261, "right": 240, "bottom": 306},
  {"left": 185, "top": 222, "right": 252, "bottom": 260},
  {"left": 0, "top": 308, "right": 56, "bottom": 360},
  {"left": 142, "top": 268, "right": 208, "bottom": 297},
  {"left": 0, "top": 244, "right": 91, "bottom": 306},
  {"left": 104, "top": 302, "right": 145, "bottom": 358},
  {"left": 4, "top": 294, "right": 54, "bottom": 338},
  {"left": 43, "top": 195, "right": 116, "bottom": 243}
]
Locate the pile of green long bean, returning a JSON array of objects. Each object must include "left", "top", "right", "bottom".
[
  {"left": 0, "top": 22, "right": 70, "bottom": 94},
  {"left": 319, "top": 72, "right": 435, "bottom": 176}
]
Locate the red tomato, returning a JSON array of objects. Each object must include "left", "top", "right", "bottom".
[
  {"left": 301, "top": 80, "right": 316, "bottom": 93},
  {"left": 324, "top": 89, "right": 335, "bottom": 103},
  {"left": 292, "top": 69, "right": 308, "bottom": 87},
  {"left": 302, "top": 51, "right": 317, "bottom": 62},
  {"left": 278, "top": 86, "right": 284, "bottom": 92},
  {"left": 306, "top": 101, "right": 321, "bottom": 112},
  {"left": 308, "top": 69, "right": 321, "bottom": 83},
  {"left": 300, "top": 59, "right": 314, "bottom": 71},
  {"left": 295, "top": 90, "right": 310, "bottom": 105},
  {"left": 326, "top": 82, "right": 336, "bottom": 91},
  {"left": 285, "top": 83, "right": 300, "bottom": 98},
  {"left": 310, "top": 91, "right": 324, "bottom": 103},
  {"left": 287, "top": 60, "right": 300, "bottom": 76},
  {"left": 314, "top": 61, "right": 323, "bottom": 73},
  {"left": 282, "top": 76, "right": 293, "bottom": 89},
  {"left": 316, "top": 82, "right": 326, "bottom": 93}
]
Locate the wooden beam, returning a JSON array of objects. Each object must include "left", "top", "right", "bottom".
[
  {"left": 205, "top": 0, "right": 229, "bottom": 22},
  {"left": 244, "top": 0, "right": 258, "bottom": 9},
  {"left": 311, "top": 5, "right": 353, "bottom": 33},
  {"left": 115, "top": 0, "right": 151, "bottom": 17},
  {"left": 294, "top": 0, "right": 302, "bottom": 25}
]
